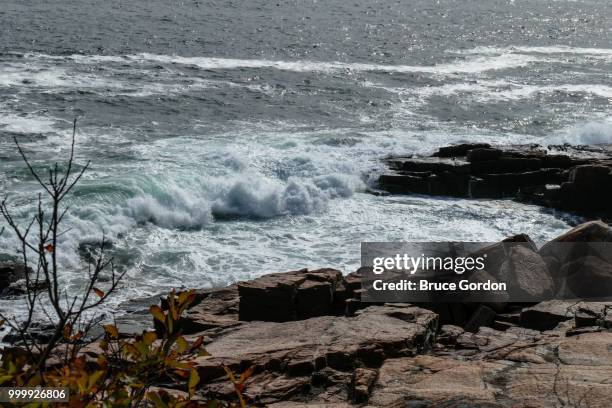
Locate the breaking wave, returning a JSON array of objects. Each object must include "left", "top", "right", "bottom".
[{"left": 551, "top": 119, "right": 612, "bottom": 145}]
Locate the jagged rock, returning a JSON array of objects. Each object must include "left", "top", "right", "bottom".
[
  {"left": 572, "top": 303, "right": 612, "bottom": 329},
  {"left": 437, "top": 325, "right": 465, "bottom": 346},
  {"left": 238, "top": 268, "right": 343, "bottom": 322},
  {"left": 179, "top": 285, "right": 241, "bottom": 336}
]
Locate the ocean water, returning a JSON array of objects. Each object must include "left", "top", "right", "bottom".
[{"left": 1, "top": 0, "right": 611, "bottom": 311}]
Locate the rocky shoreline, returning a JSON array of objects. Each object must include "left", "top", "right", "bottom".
[
  {"left": 99, "top": 221, "right": 611, "bottom": 407},
  {"left": 3, "top": 143, "right": 612, "bottom": 406},
  {"left": 3, "top": 233, "right": 612, "bottom": 406}
]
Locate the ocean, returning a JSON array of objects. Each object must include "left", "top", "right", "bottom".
[{"left": 1, "top": 0, "right": 611, "bottom": 311}]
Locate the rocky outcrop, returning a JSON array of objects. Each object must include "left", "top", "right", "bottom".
[
  {"left": 378, "top": 143, "right": 612, "bottom": 218},
  {"left": 0, "top": 262, "right": 46, "bottom": 297},
  {"left": 50, "top": 221, "right": 610, "bottom": 406},
  {"left": 238, "top": 268, "right": 346, "bottom": 322}
]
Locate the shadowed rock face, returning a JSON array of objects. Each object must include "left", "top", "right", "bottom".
[{"left": 378, "top": 143, "right": 612, "bottom": 218}]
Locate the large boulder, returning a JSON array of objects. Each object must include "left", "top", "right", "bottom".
[
  {"left": 539, "top": 221, "right": 612, "bottom": 266},
  {"left": 560, "top": 256, "right": 612, "bottom": 299},
  {"left": 499, "top": 245, "right": 554, "bottom": 301},
  {"left": 542, "top": 220, "right": 612, "bottom": 244}
]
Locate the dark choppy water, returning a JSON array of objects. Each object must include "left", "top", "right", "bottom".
[{"left": 1, "top": 0, "right": 611, "bottom": 309}]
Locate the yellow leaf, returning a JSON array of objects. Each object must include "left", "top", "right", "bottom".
[
  {"left": 143, "top": 331, "right": 157, "bottom": 345},
  {"left": 103, "top": 324, "right": 119, "bottom": 339},
  {"left": 149, "top": 305, "right": 166, "bottom": 323},
  {"left": 88, "top": 370, "right": 105, "bottom": 388},
  {"left": 188, "top": 369, "right": 200, "bottom": 397},
  {"left": 176, "top": 336, "right": 189, "bottom": 354}
]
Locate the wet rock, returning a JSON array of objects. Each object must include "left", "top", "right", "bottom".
[
  {"left": 466, "top": 148, "right": 503, "bottom": 162},
  {"left": 470, "top": 157, "right": 542, "bottom": 174},
  {"left": 0, "top": 262, "right": 29, "bottom": 296}
]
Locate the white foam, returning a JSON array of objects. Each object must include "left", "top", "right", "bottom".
[
  {"left": 23, "top": 52, "right": 543, "bottom": 75},
  {"left": 427, "top": 82, "right": 612, "bottom": 101},
  {"left": 454, "top": 45, "right": 612, "bottom": 57},
  {"left": 0, "top": 113, "right": 58, "bottom": 134},
  {"left": 0, "top": 64, "right": 124, "bottom": 90}
]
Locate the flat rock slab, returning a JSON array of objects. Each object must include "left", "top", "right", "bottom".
[
  {"left": 370, "top": 331, "right": 612, "bottom": 408},
  {"left": 195, "top": 305, "right": 438, "bottom": 404}
]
